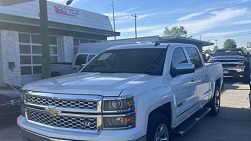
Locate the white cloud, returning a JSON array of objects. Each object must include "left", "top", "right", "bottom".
[
  {"left": 175, "top": 8, "right": 249, "bottom": 34},
  {"left": 232, "top": 20, "right": 251, "bottom": 25},
  {"left": 177, "top": 12, "right": 205, "bottom": 21},
  {"left": 242, "top": 0, "right": 251, "bottom": 2}
]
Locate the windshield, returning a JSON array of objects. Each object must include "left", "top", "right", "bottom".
[
  {"left": 82, "top": 48, "right": 167, "bottom": 75},
  {"left": 214, "top": 50, "right": 243, "bottom": 56}
]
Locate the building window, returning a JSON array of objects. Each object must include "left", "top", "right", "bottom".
[
  {"left": 73, "top": 38, "right": 100, "bottom": 54},
  {"left": 19, "top": 33, "right": 59, "bottom": 75}
]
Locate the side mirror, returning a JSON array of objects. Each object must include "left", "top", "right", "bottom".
[{"left": 172, "top": 63, "right": 195, "bottom": 76}]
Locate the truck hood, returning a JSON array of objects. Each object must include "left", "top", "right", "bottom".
[{"left": 23, "top": 73, "right": 157, "bottom": 97}]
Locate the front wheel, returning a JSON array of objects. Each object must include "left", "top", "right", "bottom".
[
  {"left": 147, "top": 114, "right": 171, "bottom": 141},
  {"left": 208, "top": 86, "right": 221, "bottom": 116}
]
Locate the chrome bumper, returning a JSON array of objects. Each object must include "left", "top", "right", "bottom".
[{"left": 20, "top": 127, "right": 146, "bottom": 141}]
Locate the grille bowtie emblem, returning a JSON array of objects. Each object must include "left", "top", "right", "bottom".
[{"left": 46, "top": 106, "right": 61, "bottom": 116}]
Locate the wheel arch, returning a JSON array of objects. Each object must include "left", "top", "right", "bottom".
[
  {"left": 215, "top": 78, "right": 223, "bottom": 91},
  {"left": 147, "top": 102, "right": 172, "bottom": 128}
]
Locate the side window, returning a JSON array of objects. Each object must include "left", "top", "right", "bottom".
[
  {"left": 87, "top": 55, "right": 96, "bottom": 62},
  {"left": 171, "top": 48, "right": 188, "bottom": 76},
  {"left": 75, "top": 54, "right": 88, "bottom": 65},
  {"left": 185, "top": 47, "right": 203, "bottom": 69}
]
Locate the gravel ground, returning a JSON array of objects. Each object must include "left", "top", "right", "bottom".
[{"left": 0, "top": 78, "right": 250, "bottom": 141}]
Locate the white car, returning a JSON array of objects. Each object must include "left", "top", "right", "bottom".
[{"left": 18, "top": 43, "right": 223, "bottom": 141}]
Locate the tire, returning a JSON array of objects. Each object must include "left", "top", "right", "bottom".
[
  {"left": 243, "top": 66, "right": 250, "bottom": 84},
  {"left": 147, "top": 114, "right": 171, "bottom": 141},
  {"left": 207, "top": 86, "right": 221, "bottom": 116}
]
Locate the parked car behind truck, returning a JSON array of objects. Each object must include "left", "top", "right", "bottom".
[
  {"left": 18, "top": 42, "right": 223, "bottom": 141},
  {"left": 209, "top": 48, "right": 249, "bottom": 81},
  {"left": 0, "top": 83, "right": 21, "bottom": 119}
]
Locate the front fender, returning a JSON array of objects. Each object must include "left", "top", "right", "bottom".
[{"left": 134, "top": 86, "right": 174, "bottom": 133}]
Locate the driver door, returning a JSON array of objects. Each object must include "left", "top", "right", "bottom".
[{"left": 169, "top": 47, "right": 197, "bottom": 125}]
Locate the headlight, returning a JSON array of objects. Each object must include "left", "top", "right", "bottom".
[
  {"left": 103, "top": 96, "right": 135, "bottom": 129},
  {"left": 103, "top": 97, "right": 134, "bottom": 113},
  {"left": 103, "top": 113, "right": 135, "bottom": 129}
]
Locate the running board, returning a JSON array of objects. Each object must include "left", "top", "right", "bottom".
[{"left": 173, "top": 108, "right": 211, "bottom": 136}]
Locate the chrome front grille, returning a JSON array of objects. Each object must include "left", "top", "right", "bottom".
[
  {"left": 25, "top": 94, "right": 97, "bottom": 110},
  {"left": 24, "top": 91, "right": 103, "bottom": 132},
  {"left": 26, "top": 108, "right": 97, "bottom": 131}
]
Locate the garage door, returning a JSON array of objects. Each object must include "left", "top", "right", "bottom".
[{"left": 19, "top": 33, "right": 58, "bottom": 84}]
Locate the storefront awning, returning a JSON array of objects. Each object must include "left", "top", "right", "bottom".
[{"left": 0, "top": 13, "right": 120, "bottom": 37}]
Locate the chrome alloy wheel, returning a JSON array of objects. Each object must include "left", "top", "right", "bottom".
[
  {"left": 153, "top": 123, "right": 170, "bottom": 141},
  {"left": 215, "top": 90, "right": 220, "bottom": 111}
]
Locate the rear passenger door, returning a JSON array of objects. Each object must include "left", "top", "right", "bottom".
[{"left": 185, "top": 47, "right": 211, "bottom": 108}]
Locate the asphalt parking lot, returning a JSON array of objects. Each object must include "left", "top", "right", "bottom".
[{"left": 0, "top": 78, "right": 251, "bottom": 141}]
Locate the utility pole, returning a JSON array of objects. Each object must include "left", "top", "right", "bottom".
[
  {"left": 132, "top": 13, "right": 138, "bottom": 38},
  {"left": 215, "top": 40, "right": 218, "bottom": 46},
  {"left": 39, "top": 0, "right": 50, "bottom": 78},
  {"left": 111, "top": 1, "right": 116, "bottom": 40}
]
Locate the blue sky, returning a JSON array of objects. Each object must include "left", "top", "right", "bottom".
[{"left": 49, "top": 0, "right": 251, "bottom": 49}]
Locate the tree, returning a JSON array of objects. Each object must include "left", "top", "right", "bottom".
[
  {"left": 163, "top": 26, "right": 187, "bottom": 37},
  {"left": 223, "top": 39, "right": 237, "bottom": 49}
]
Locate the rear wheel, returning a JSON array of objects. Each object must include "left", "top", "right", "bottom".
[
  {"left": 147, "top": 114, "right": 171, "bottom": 141},
  {"left": 208, "top": 86, "right": 221, "bottom": 116}
]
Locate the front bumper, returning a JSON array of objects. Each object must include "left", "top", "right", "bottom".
[
  {"left": 223, "top": 68, "right": 244, "bottom": 76},
  {"left": 18, "top": 116, "right": 146, "bottom": 141}
]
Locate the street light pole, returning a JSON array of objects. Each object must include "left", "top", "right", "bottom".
[
  {"left": 132, "top": 13, "right": 138, "bottom": 38},
  {"left": 39, "top": 0, "right": 50, "bottom": 78},
  {"left": 111, "top": 1, "right": 116, "bottom": 40}
]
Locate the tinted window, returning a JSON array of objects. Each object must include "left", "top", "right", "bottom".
[
  {"left": 20, "top": 45, "right": 31, "bottom": 54},
  {"left": 76, "top": 54, "right": 88, "bottom": 65},
  {"left": 21, "top": 66, "right": 32, "bottom": 75},
  {"left": 186, "top": 47, "right": 203, "bottom": 69},
  {"left": 82, "top": 48, "right": 167, "bottom": 75},
  {"left": 171, "top": 48, "right": 188, "bottom": 68},
  {"left": 171, "top": 48, "right": 188, "bottom": 77}
]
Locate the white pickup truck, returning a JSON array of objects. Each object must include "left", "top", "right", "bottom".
[{"left": 18, "top": 43, "right": 223, "bottom": 141}]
